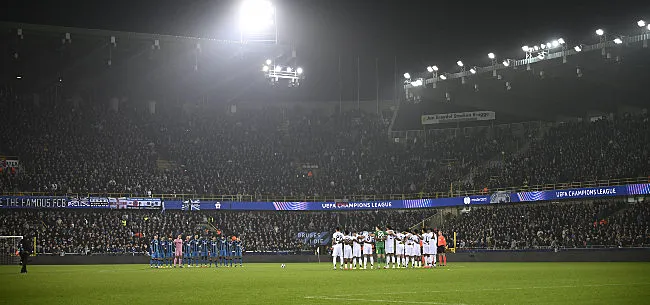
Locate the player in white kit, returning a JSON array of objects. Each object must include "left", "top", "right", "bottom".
[
  {"left": 395, "top": 231, "right": 405, "bottom": 269},
  {"left": 384, "top": 226, "right": 396, "bottom": 269},
  {"left": 410, "top": 230, "right": 422, "bottom": 268},
  {"left": 362, "top": 231, "right": 375, "bottom": 269},
  {"left": 404, "top": 231, "right": 414, "bottom": 268},
  {"left": 332, "top": 227, "right": 344, "bottom": 270},
  {"left": 343, "top": 231, "right": 353, "bottom": 270},
  {"left": 352, "top": 232, "right": 362, "bottom": 269},
  {"left": 422, "top": 228, "right": 433, "bottom": 267}
]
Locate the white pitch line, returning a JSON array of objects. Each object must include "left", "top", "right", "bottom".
[
  {"left": 332, "top": 282, "right": 650, "bottom": 297},
  {"left": 304, "top": 296, "right": 467, "bottom": 305}
]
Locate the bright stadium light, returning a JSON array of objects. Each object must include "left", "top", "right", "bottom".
[
  {"left": 596, "top": 29, "right": 604, "bottom": 36},
  {"left": 262, "top": 65, "right": 269, "bottom": 72},
  {"left": 488, "top": 52, "right": 495, "bottom": 59},
  {"left": 638, "top": 20, "right": 646, "bottom": 27},
  {"left": 613, "top": 37, "right": 623, "bottom": 44},
  {"left": 469, "top": 68, "right": 477, "bottom": 74},
  {"left": 240, "top": 0, "right": 275, "bottom": 32},
  {"left": 426, "top": 65, "right": 438, "bottom": 72},
  {"left": 522, "top": 45, "right": 530, "bottom": 52},
  {"left": 274, "top": 65, "right": 282, "bottom": 72},
  {"left": 456, "top": 60, "right": 464, "bottom": 67},
  {"left": 403, "top": 72, "right": 411, "bottom": 79},
  {"left": 296, "top": 67, "right": 303, "bottom": 74},
  {"left": 558, "top": 38, "right": 565, "bottom": 44},
  {"left": 439, "top": 74, "right": 447, "bottom": 80},
  {"left": 551, "top": 40, "right": 559, "bottom": 48},
  {"left": 502, "top": 59, "right": 510, "bottom": 67},
  {"left": 265, "top": 59, "right": 272, "bottom": 65},
  {"left": 574, "top": 45, "right": 582, "bottom": 52},
  {"left": 411, "top": 79, "right": 423, "bottom": 87},
  {"left": 534, "top": 45, "right": 540, "bottom": 51}
]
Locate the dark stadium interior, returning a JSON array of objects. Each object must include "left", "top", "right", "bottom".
[{"left": 0, "top": 0, "right": 649, "bottom": 263}]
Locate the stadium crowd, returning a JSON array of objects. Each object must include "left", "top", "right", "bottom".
[
  {"left": 1, "top": 95, "right": 648, "bottom": 197},
  {"left": 448, "top": 200, "right": 650, "bottom": 250}
]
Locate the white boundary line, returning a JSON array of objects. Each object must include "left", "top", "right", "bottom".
[
  {"left": 304, "top": 296, "right": 467, "bottom": 305},
  {"left": 329, "top": 282, "right": 650, "bottom": 297}
]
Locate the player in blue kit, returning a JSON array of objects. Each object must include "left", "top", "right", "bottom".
[
  {"left": 200, "top": 236, "right": 209, "bottom": 267},
  {"left": 150, "top": 235, "right": 160, "bottom": 268},
  {"left": 183, "top": 236, "right": 192, "bottom": 267},
  {"left": 159, "top": 237, "right": 169, "bottom": 268},
  {"left": 209, "top": 237, "right": 219, "bottom": 267},
  {"left": 166, "top": 237, "right": 174, "bottom": 267},
  {"left": 232, "top": 237, "right": 243, "bottom": 267},
  {"left": 191, "top": 235, "right": 200, "bottom": 267},
  {"left": 219, "top": 235, "right": 229, "bottom": 267}
]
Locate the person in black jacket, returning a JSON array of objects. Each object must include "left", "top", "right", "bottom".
[{"left": 19, "top": 237, "right": 32, "bottom": 274}]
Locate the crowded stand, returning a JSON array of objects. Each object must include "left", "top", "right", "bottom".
[
  {"left": 447, "top": 200, "right": 650, "bottom": 250},
  {"left": 445, "top": 201, "right": 650, "bottom": 250}
]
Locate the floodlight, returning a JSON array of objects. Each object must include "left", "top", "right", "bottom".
[
  {"left": 613, "top": 38, "right": 623, "bottom": 44},
  {"left": 262, "top": 65, "right": 269, "bottom": 72},
  {"left": 488, "top": 52, "right": 495, "bottom": 59},
  {"left": 540, "top": 44, "right": 546, "bottom": 49},
  {"left": 456, "top": 60, "right": 464, "bottom": 67},
  {"left": 274, "top": 65, "right": 282, "bottom": 72},
  {"left": 411, "top": 79, "right": 423, "bottom": 87},
  {"left": 574, "top": 46, "right": 582, "bottom": 52},
  {"left": 286, "top": 67, "right": 292, "bottom": 72},
  {"left": 426, "top": 66, "right": 434, "bottom": 72},
  {"left": 439, "top": 75, "right": 447, "bottom": 80},
  {"left": 265, "top": 59, "right": 272, "bottom": 65},
  {"left": 558, "top": 38, "right": 565, "bottom": 44},
  {"left": 296, "top": 67, "right": 303, "bottom": 74},
  {"left": 240, "top": 0, "right": 275, "bottom": 32},
  {"left": 537, "top": 53, "right": 545, "bottom": 59},
  {"left": 648, "top": 24, "right": 650, "bottom": 30},
  {"left": 469, "top": 68, "right": 477, "bottom": 74},
  {"left": 522, "top": 46, "right": 529, "bottom": 52},
  {"left": 533, "top": 45, "right": 539, "bottom": 51},
  {"left": 638, "top": 20, "right": 646, "bottom": 28},
  {"left": 551, "top": 40, "right": 559, "bottom": 48},
  {"left": 596, "top": 29, "right": 604, "bottom": 36},
  {"left": 546, "top": 42, "right": 552, "bottom": 48},
  {"left": 403, "top": 73, "right": 411, "bottom": 79},
  {"left": 16, "top": 75, "right": 22, "bottom": 79},
  {"left": 502, "top": 60, "right": 510, "bottom": 67}
]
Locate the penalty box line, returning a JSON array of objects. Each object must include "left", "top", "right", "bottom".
[
  {"left": 304, "top": 296, "right": 467, "bottom": 305},
  {"left": 330, "top": 282, "right": 650, "bottom": 297}
]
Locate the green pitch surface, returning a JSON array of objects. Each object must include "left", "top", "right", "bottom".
[{"left": 1, "top": 262, "right": 649, "bottom": 304}]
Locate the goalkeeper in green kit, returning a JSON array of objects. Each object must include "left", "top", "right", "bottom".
[{"left": 374, "top": 226, "right": 386, "bottom": 268}]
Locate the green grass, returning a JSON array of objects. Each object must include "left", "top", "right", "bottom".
[{"left": 1, "top": 262, "right": 649, "bottom": 304}]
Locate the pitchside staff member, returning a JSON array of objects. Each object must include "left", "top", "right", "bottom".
[
  {"left": 20, "top": 236, "right": 32, "bottom": 274},
  {"left": 437, "top": 230, "right": 447, "bottom": 267}
]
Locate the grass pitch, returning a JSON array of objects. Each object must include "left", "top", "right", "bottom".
[{"left": 1, "top": 262, "right": 649, "bottom": 304}]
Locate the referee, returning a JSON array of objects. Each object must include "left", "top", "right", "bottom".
[{"left": 19, "top": 236, "right": 32, "bottom": 274}]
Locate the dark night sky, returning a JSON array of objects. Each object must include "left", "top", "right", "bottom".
[{"left": 2, "top": 0, "right": 650, "bottom": 101}]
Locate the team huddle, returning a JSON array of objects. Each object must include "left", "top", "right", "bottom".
[
  {"left": 331, "top": 226, "right": 448, "bottom": 270},
  {"left": 149, "top": 234, "right": 244, "bottom": 268}
]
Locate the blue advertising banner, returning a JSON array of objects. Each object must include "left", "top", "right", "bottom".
[
  {"left": 509, "top": 183, "right": 650, "bottom": 203},
  {"left": 0, "top": 196, "right": 68, "bottom": 209},
  {"left": 2, "top": 183, "right": 648, "bottom": 210}
]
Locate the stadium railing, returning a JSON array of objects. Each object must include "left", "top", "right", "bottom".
[{"left": 2, "top": 176, "right": 648, "bottom": 202}]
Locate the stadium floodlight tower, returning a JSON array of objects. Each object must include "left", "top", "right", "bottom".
[
  {"left": 239, "top": 0, "right": 278, "bottom": 44},
  {"left": 262, "top": 59, "right": 304, "bottom": 87}
]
